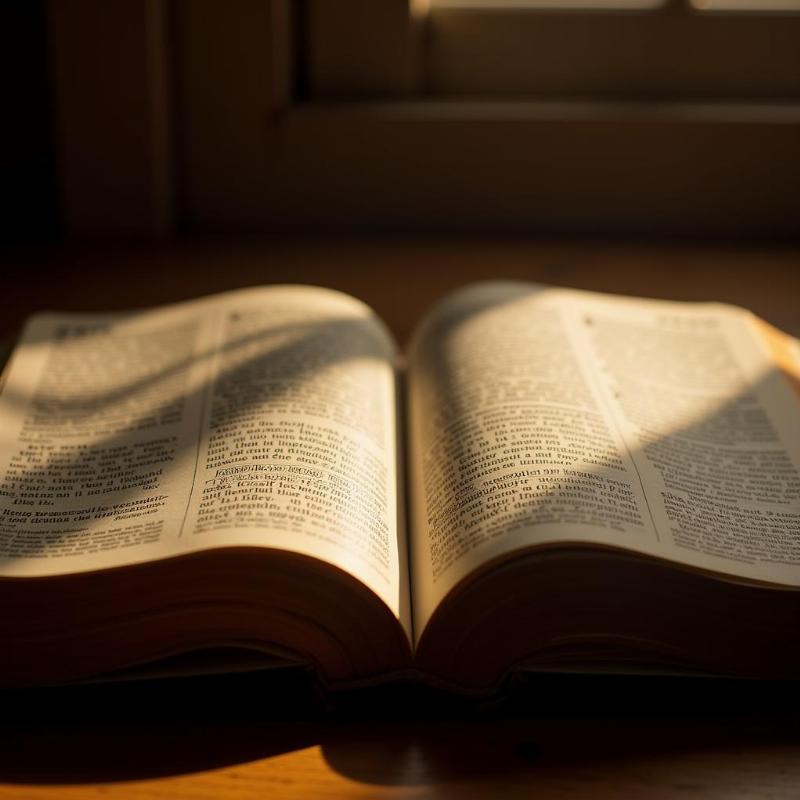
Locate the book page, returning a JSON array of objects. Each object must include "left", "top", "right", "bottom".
[
  {"left": 407, "top": 282, "right": 800, "bottom": 635},
  {"left": 0, "top": 286, "right": 408, "bottom": 630}
]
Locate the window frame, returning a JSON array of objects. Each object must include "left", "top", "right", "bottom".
[
  {"left": 50, "top": 1, "right": 800, "bottom": 237},
  {"left": 307, "top": 0, "right": 800, "bottom": 100}
]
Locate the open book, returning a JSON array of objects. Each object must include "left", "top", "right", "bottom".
[{"left": 1, "top": 282, "right": 799, "bottom": 689}]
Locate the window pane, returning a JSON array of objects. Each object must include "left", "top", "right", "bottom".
[
  {"left": 692, "top": 0, "right": 800, "bottom": 9},
  {"left": 432, "top": 0, "right": 662, "bottom": 8}
]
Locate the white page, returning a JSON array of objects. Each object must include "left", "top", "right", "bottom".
[
  {"left": 0, "top": 286, "right": 408, "bottom": 631},
  {"left": 407, "top": 282, "right": 800, "bottom": 637}
]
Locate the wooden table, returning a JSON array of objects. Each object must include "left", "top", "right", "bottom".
[
  {"left": 1, "top": 237, "right": 799, "bottom": 799},
  {"left": 3, "top": 670, "right": 800, "bottom": 800}
]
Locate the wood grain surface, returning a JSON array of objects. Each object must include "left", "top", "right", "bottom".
[{"left": 1, "top": 237, "right": 799, "bottom": 799}]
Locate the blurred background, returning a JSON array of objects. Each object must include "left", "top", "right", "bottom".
[{"left": 2, "top": 0, "right": 799, "bottom": 343}]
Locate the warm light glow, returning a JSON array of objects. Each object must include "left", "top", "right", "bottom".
[
  {"left": 432, "top": 0, "right": 800, "bottom": 8},
  {"left": 431, "top": 0, "right": 664, "bottom": 9},
  {"left": 692, "top": 0, "right": 800, "bottom": 9},
  {"left": 411, "top": 0, "right": 432, "bottom": 18}
]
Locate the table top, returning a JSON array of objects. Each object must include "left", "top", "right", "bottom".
[
  {"left": 1, "top": 237, "right": 799, "bottom": 799},
  {"left": 2, "top": 670, "right": 800, "bottom": 800},
  {"left": 3, "top": 237, "right": 800, "bottom": 345}
]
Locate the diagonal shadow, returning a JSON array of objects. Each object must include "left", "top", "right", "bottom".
[
  {"left": 0, "top": 284, "right": 797, "bottom": 789},
  {"left": 0, "top": 671, "right": 798, "bottom": 787},
  {"left": 0, "top": 311, "right": 391, "bottom": 560}
]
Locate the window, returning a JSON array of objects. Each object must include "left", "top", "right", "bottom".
[
  {"left": 307, "top": 0, "right": 800, "bottom": 100},
  {"left": 274, "top": 0, "right": 800, "bottom": 236},
  {"left": 51, "top": 1, "right": 800, "bottom": 236}
]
